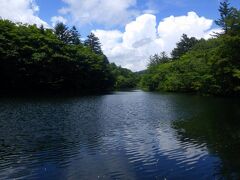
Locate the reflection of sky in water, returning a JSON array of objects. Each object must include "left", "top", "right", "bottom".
[{"left": 0, "top": 91, "right": 239, "bottom": 179}]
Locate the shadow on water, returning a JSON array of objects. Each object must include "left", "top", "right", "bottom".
[
  {"left": 172, "top": 95, "right": 240, "bottom": 179},
  {"left": 0, "top": 91, "right": 240, "bottom": 179},
  {"left": 0, "top": 95, "right": 105, "bottom": 179}
]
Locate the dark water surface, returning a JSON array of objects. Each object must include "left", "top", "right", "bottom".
[{"left": 0, "top": 91, "right": 240, "bottom": 179}]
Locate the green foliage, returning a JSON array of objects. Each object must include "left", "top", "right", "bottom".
[
  {"left": 171, "top": 34, "right": 199, "bottom": 59},
  {"left": 0, "top": 20, "right": 114, "bottom": 93},
  {"left": 215, "top": 0, "right": 232, "bottom": 34},
  {"left": 141, "top": 35, "right": 240, "bottom": 96},
  {"left": 69, "top": 26, "right": 82, "bottom": 45},
  {"left": 215, "top": 0, "right": 240, "bottom": 35},
  {"left": 54, "top": 22, "right": 71, "bottom": 44},
  {"left": 84, "top": 33, "right": 103, "bottom": 55},
  {"left": 140, "top": 1, "right": 240, "bottom": 96},
  {"left": 54, "top": 23, "right": 82, "bottom": 45},
  {"left": 109, "top": 63, "right": 138, "bottom": 89},
  {"left": 211, "top": 35, "right": 240, "bottom": 95},
  {"left": 148, "top": 52, "right": 169, "bottom": 67}
]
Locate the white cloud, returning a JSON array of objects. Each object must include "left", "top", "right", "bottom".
[
  {"left": 142, "top": 9, "right": 159, "bottom": 15},
  {"left": 203, "top": 28, "right": 223, "bottom": 39},
  {"left": 59, "top": 0, "right": 138, "bottom": 26},
  {"left": 93, "top": 12, "right": 218, "bottom": 71},
  {"left": 0, "top": 0, "right": 48, "bottom": 27},
  {"left": 93, "top": 30, "right": 123, "bottom": 51},
  {"left": 51, "top": 16, "right": 68, "bottom": 27},
  {"left": 157, "top": 12, "right": 213, "bottom": 53},
  {"left": 123, "top": 14, "right": 157, "bottom": 48}
]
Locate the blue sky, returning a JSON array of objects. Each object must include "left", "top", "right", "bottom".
[
  {"left": 1, "top": 0, "right": 239, "bottom": 71},
  {"left": 35, "top": 0, "right": 239, "bottom": 33}
]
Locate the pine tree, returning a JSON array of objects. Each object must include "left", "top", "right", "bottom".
[
  {"left": 229, "top": 8, "right": 240, "bottom": 35},
  {"left": 171, "top": 34, "right": 198, "bottom": 59},
  {"left": 215, "top": 0, "right": 233, "bottom": 34},
  {"left": 148, "top": 52, "right": 169, "bottom": 67},
  {"left": 84, "top": 33, "right": 102, "bottom": 54},
  {"left": 69, "top": 26, "right": 81, "bottom": 45},
  {"left": 54, "top": 22, "right": 71, "bottom": 44},
  {"left": 215, "top": 0, "right": 240, "bottom": 36}
]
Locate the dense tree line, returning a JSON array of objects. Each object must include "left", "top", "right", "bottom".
[
  {"left": 140, "top": 0, "right": 240, "bottom": 96},
  {"left": 0, "top": 20, "right": 137, "bottom": 93},
  {"left": 109, "top": 63, "right": 139, "bottom": 89}
]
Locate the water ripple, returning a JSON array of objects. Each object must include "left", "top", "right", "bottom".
[{"left": 0, "top": 91, "right": 239, "bottom": 179}]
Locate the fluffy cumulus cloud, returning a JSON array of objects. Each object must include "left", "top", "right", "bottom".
[
  {"left": 94, "top": 12, "right": 220, "bottom": 71},
  {"left": 51, "top": 16, "right": 68, "bottom": 27},
  {"left": 157, "top": 12, "right": 213, "bottom": 53},
  {"left": 0, "top": 0, "right": 48, "bottom": 27},
  {"left": 59, "top": 0, "right": 138, "bottom": 26}
]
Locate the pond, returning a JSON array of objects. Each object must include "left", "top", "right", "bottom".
[{"left": 0, "top": 91, "right": 240, "bottom": 179}]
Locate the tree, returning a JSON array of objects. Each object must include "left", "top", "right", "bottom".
[
  {"left": 229, "top": 8, "right": 240, "bottom": 35},
  {"left": 171, "top": 34, "right": 198, "bottom": 59},
  {"left": 69, "top": 26, "right": 81, "bottom": 45},
  {"left": 40, "top": 24, "right": 45, "bottom": 34},
  {"left": 148, "top": 52, "right": 169, "bottom": 67},
  {"left": 54, "top": 22, "right": 71, "bottom": 44},
  {"left": 0, "top": 19, "right": 115, "bottom": 93},
  {"left": 215, "top": 0, "right": 233, "bottom": 34},
  {"left": 109, "top": 63, "right": 138, "bottom": 89},
  {"left": 215, "top": 0, "right": 240, "bottom": 35},
  {"left": 84, "top": 33, "right": 103, "bottom": 54}
]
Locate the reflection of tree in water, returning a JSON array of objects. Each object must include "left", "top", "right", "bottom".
[
  {"left": 0, "top": 96, "right": 104, "bottom": 179},
  {"left": 173, "top": 99, "right": 240, "bottom": 179}
]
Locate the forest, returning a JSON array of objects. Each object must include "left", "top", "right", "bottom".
[
  {"left": 0, "top": 20, "right": 137, "bottom": 93},
  {"left": 0, "top": 0, "right": 239, "bottom": 96},
  {"left": 140, "top": 0, "right": 240, "bottom": 96}
]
